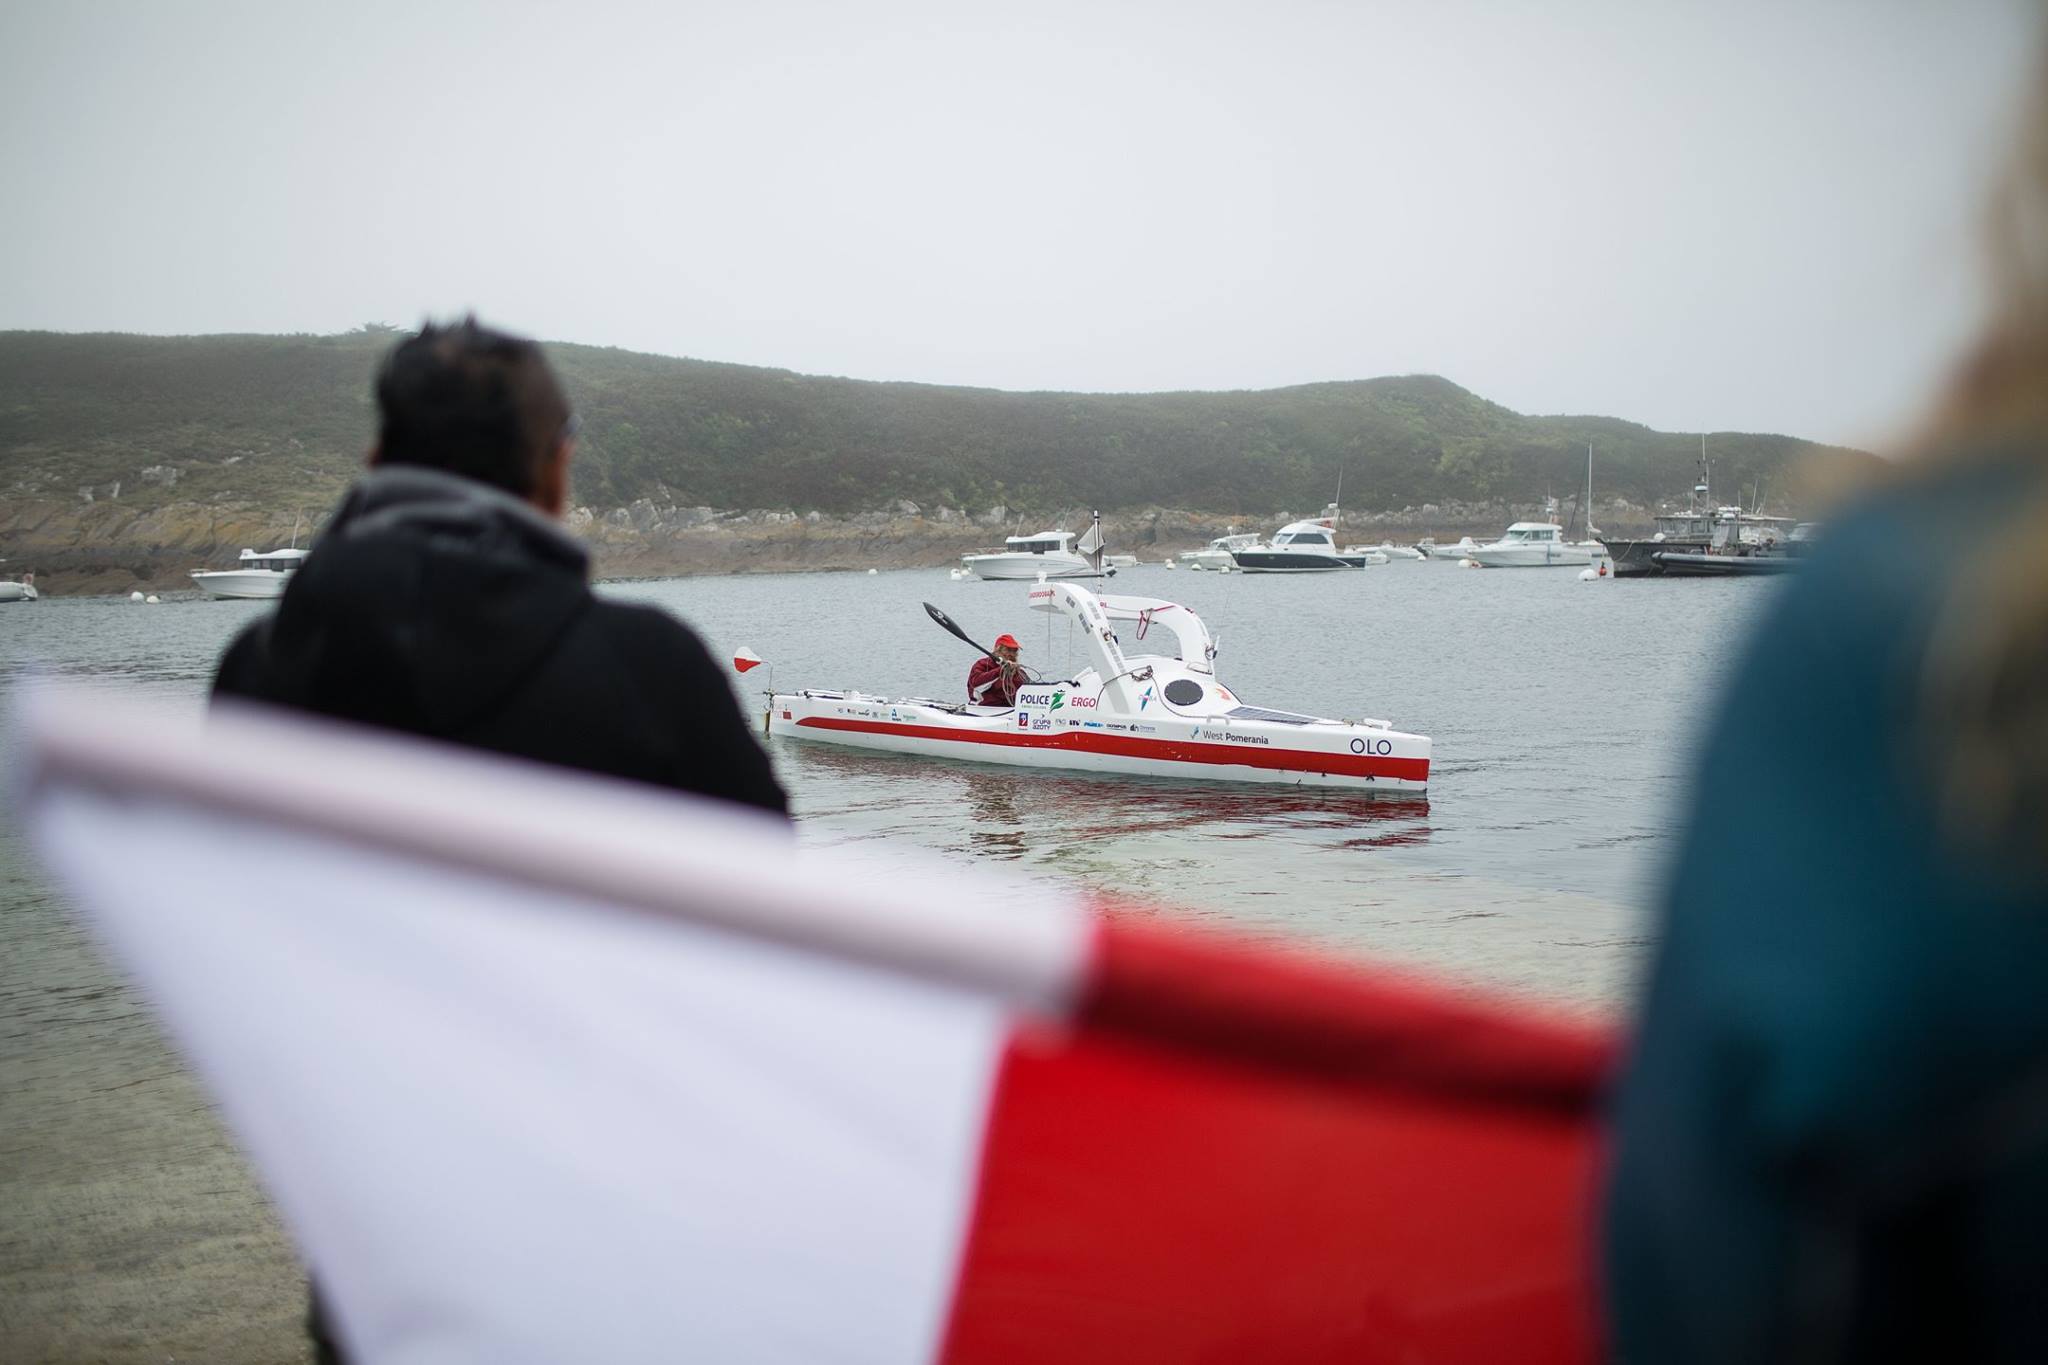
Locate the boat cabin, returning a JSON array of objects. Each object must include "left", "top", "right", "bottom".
[
  {"left": 1001, "top": 532, "right": 1076, "bottom": 555},
  {"left": 1268, "top": 521, "right": 1336, "bottom": 548},
  {"left": 1498, "top": 523, "right": 1563, "bottom": 543},
  {"left": 236, "top": 547, "right": 310, "bottom": 572}
]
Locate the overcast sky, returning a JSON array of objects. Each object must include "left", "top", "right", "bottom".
[{"left": 1, "top": 1, "right": 2035, "bottom": 447}]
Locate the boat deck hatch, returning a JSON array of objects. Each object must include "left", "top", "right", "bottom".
[{"left": 1226, "top": 706, "right": 1317, "bottom": 725}]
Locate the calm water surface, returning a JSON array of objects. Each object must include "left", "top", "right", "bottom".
[{"left": 0, "top": 560, "right": 1773, "bottom": 1358}]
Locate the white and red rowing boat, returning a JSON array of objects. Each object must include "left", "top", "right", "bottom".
[{"left": 763, "top": 582, "right": 1431, "bottom": 790}]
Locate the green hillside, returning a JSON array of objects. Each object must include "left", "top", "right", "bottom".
[{"left": 0, "top": 328, "right": 1857, "bottom": 518}]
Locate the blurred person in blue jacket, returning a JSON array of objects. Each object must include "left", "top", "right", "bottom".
[{"left": 1606, "top": 44, "right": 2048, "bottom": 1365}]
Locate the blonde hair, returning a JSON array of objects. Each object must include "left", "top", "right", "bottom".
[{"left": 1921, "top": 36, "right": 2048, "bottom": 863}]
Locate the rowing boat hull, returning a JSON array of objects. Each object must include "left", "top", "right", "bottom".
[{"left": 767, "top": 693, "right": 1430, "bottom": 791}]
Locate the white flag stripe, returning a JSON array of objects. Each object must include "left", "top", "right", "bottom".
[
  {"left": 15, "top": 688, "right": 1090, "bottom": 1012},
  {"left": 35, "top": 781, "right": 1009, "bottom": 1364}
]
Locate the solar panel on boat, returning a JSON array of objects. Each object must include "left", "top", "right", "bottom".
[{"left": 1226, "top": 706, "right": 1317, "bottom": 725}]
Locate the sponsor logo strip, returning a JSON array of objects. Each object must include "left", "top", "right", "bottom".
[{"left": 794, "top": 717, "right": 1429, "bottom": 782}]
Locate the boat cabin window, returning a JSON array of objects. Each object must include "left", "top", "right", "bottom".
[
  {"left": 1278, "top": 532, "right": 1331, "bottom": 547},
  {"left": 1007, "top": 536, "right": 1067, "bottom": 554}
]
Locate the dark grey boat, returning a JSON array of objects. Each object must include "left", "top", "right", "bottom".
[{"left": 1601, "top": 445, "right": 1808, "bottom": 578}]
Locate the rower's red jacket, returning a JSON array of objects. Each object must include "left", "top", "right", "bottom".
[{"left": 968, "top": 655, "right": 1023, "bottom": 707}]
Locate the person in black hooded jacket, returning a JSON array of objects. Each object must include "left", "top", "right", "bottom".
[
  {"left": 214, "top": 321, "right": 787, "bottom": 1363},
  {"left": 213, "top": 317, "right": 787, "bottom": 812}
]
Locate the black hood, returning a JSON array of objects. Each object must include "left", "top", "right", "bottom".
[{"left": 255, "top": 466, "right": 593, "bottom": 735}]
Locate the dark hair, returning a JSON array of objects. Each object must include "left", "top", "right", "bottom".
[{"left": 374, "top": 317, "right": 573, "bottom": 498}]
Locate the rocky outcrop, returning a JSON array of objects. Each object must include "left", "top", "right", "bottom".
[{"left": 0, "top": 493, "right": 1660, "bottom": 596}]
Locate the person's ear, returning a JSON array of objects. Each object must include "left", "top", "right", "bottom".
[{"left": 532, "top": 439, "right": 573, "bottom": 518}]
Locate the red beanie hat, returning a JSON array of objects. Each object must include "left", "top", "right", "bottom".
[{"left": 994, "top": 634, "right": 1020, "bottom": 649}]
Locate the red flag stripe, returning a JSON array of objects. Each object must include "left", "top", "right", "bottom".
[
  {"left": 1078, "top": 918, "right": 1613, "bottom": 1110},
  {"left": 937, "top": 921, "right": 1612, "bottom": 1362},
  {"left": 940, "top": 1023, "right": 1604, "bottom": 1363}
]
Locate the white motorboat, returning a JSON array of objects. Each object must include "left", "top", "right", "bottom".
[
  {"left": 1105, "top": 553, "right": 1139, "bottom": 569},
  {"left": 763, "top": 582, "right": 1429, "bottom": 791},
  {"left": 1462, "top": 523, "right": 1607, "bottom": 569},
  {"left": 0, "top": 571, "right": 37, "bottom": 603},
  {"left": 1426, "top": 536, "right": 1480, "bottom": 561},
  {"left": 1229, "top": 513, "right": 1352, "bottom": 573},
  {"left": 962, "top": 513, "right": 1113, "bottom": 580},
  {"left": 1341, "top": 546, "right": 1391, "bottom": 566},
  {"left": 1372, "top": 542, "right": 1426, "bottom": 561},
  {"left": 1178, "top": 531, "right": 1259, "bottom": 571},
  {"left": 191, "top": 546, "right": 309, "bottom": 599}
]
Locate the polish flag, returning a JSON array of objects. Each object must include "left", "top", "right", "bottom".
[
  {"left": 16, "top": 690, "right": 1613, "bottom": 1364},
  {"left": 732, "top": 645, "right": 764, "bottom": 673}
]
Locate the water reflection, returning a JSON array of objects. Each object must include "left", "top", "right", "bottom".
[{"left": 782, "top": 742, "right": 1432, "bottom": 860}]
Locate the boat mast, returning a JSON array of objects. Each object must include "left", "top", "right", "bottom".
[{"left": 1585, "top": 442, "right": 1597, "bottom": 540}]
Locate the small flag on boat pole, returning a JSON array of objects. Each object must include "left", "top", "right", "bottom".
[{"left": 732, "top": 646, "right": 764, "bottom": 674}]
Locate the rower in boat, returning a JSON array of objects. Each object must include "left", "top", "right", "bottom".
[
  {"left": 765, "top": 584, "right": 1432, "bottom": 791},
  {"left": 967, "top": 633, "right": 1028, "bottom": 707}
]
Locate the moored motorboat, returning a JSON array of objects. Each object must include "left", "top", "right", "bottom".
[
  {"left": 0, "top": 571, "right": 37, "bottom": 603},
  {"left": 962, "top": 512, "right": 1114, "bottom": 580},
  {"left": 763, "top": 582, "right": 1429, "bottom": 790},
  {"left": 191, "top": 546, "right": 309, "bottom": 599},
  {"left": 961, "top": 531, "right": 1097, "bottom": 580},
  {"left": 1230, "top": 513, "right": 1352, "bottom": 573},
  {"left": 1425, "top": 536, "right": 1479, "bottom": 561},
  {"left": 1463, "top": 522, "right": 1605, "bottom": 568}
]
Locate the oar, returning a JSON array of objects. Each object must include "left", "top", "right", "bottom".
[
  {"left": 922, "top": 602, "right": 1040, "bottom": 685},
  {"left": 923, "top": 602, "right": 996, "bottom": 661}
]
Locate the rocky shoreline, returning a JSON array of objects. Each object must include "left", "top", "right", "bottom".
[{"left": 2, "top": 493, "right": 1670, "bottom": 596}]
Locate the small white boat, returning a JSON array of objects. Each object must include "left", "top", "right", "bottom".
[
  {"left": 962, "top": 514, "right": 1113, "bottom": 580},
  {"left": 1374, "top": 542, "right": 1426, "bottom": 561},
  {"left": 1426, "top": 536, "right": 1480, "bottom": 561},
  {"left": 0, "top": 572, "right": 38, "bottom": 603},
  {"left": 1341, "top": 546, "right": 1391, "bottom": 566},
  {"left": 764, "top": 582, "right": 1429, "bottom": 791},
  {"left": 1462, "top": 523, "right": 1607, "bottom": 569},
  {"left": 1105, "top": 553, "right": 1138, "bottom": 569},
  {"left": 1178, "top": 531, "right": 1259, "bottom": 571},
  {"left": 191, "top": 546, "right": 309, "bottom": 599}
]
